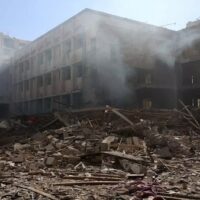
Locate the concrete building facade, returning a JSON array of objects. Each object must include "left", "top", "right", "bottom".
[{"left": 0, "top": 9, "right": 200, "bottom": 116}]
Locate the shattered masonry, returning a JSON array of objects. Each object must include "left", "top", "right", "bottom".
[{"left": 1, "top": 107, "right": 200, "bottom": 199}]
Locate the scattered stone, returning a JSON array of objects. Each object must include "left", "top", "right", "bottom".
[
  {"left": 55, "top": 142, "right": 63, "bottom": 149},
  {"left": 45, "top": 157, "right": 55, "bottom": 166},
  {"left": 45, "top": 144, "right": 55, "bottom": 152}
]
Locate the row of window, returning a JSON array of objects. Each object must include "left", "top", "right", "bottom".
[
  {"left": 15, "top": 34, "right": 85, "bottom": 75},
  {"left": 16, "top": 63, "right": 83, "bottom": 92}
]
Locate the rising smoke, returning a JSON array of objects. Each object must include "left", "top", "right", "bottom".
[{"left": 86, "top": 13, "right": 200, "bottom": 106}]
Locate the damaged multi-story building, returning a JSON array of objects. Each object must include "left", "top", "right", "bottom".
[{"left": 0, "top": 9, "right": 200, "bottom": 116}]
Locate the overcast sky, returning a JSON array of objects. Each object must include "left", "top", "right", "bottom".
[{"left": 0, "top": 0, "right": 199, "bottom": 41}]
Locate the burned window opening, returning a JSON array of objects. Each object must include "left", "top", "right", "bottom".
[
  {"left": 63, "top": 39, "right": 71, "bottom": 54},
  {"left": 62, "top": 66, "right": 71, "bottom": 80},
  {"left": 44, "top": 98, "right": 52, "bottom": 113},
  {"left": 45, "top": 73, "right": 52, "bottom": 85},
  {"left": 74, "top": 33, "right": 84, "bottom": 50},
  {"left": 145, "top": 73, "right": 152, "bottom": 85},
  {"left": 25, "top": 80, "right": 29, "bottom": 91},
  {"left": 38, "top": 53, "right": 44, "bottom": 66},
  {"left": 45, "top": 49, "right": 52, "bottom": 65},
  {"left": 37, "top": 76, "right": 43, "bottom": 87},
  {"left": 62, "top": 94, "right": 71, "bottom": 107},
  {"left": 74, "top": 62, "right": 83, "bottom": 78}
]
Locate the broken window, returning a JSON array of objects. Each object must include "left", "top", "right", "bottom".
[
  {"left": 45, "top": 49, "right": 52, "bottom": 65},
  {"left": 37, "top": 76, "right": 43, "bottom": 87},
  {"left": 19, "top": 63, "right": 24, "bottom": 73},
  {"left": 36, "top": 99, "right": 43, "bottom": 113},
  {"left": 58, "top": 70, "right": 61, "bottom": 80},
  {"left": 143, "top": 99, "right": 152, "bottom": 109},
  {"left": 25, "top": 80, "right": 29, "bottom": 91},
  {"left": 30, "top": 78, "right": 35, "bottom": 90},
  {"left": 38, "top": 53, "right": 44, "bottom": 66},
  {"left": 62, "top": 66, "right": 71, "bottom": 80},
  {"left": 72, "top": 92, "right": 82, "bottom": 108},
  {"left": 19, "top": 82, "right": 23, "bottom": 92},
  {"left": 24, "top": 60, "right": 30, "bottom": 71},
  {"left": 74, "top": 62, "right": 83, "bottom": 78},
  {"left": 63, "top": 39, "right": 71, "bottom": 54},
  {"left": 145, "top": 74, "right": 152, "bottom": 85},
  {"left": 45, "top": 73, "right": 51, "bottom": 85},
  {"left": 44, "top": 98, "right": 52, "bottom": 112},
  {"left": 74, "top": 33, "right": 84, "bottom": 50},
  {"left": 62, "top": 94, "right": 70, "bottom": 107},
  {"left": 24, "top": 102, "right": 29, "bottom": 113},
  {"left": 54, "top": 44, "right": 61, "bottom": 63}
]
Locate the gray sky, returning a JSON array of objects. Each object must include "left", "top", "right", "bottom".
[{"left": 0, "top": 0, "right": 199, "bottom": 41}]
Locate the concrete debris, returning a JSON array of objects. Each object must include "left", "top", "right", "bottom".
[
  {"left": 0, "top": 107, "right": 200, "bottom": 199},
  {"left": 14, "top": 143, "right": 30, "bottom": 152},
  {"left": 12, "top": 154, "right": 24, "bottom": 163},
  {"left": 0, "top": 120, "right": 10, "bottom": 129},
  {"left": 45, "top": 157, "right": 56, "bottom": 166}
]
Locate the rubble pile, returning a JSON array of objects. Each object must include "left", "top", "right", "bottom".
[{"left": 0, "top": 107, "right": 200, "bottom": 199}]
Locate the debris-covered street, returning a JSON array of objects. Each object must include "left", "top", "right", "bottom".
[{"left": 1, "top": 106, "right": 200, "bottom": 200}]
